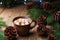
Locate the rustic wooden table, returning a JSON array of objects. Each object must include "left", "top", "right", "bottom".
[{"left": 0, "top": 5, "right": 47, "bottom": 40}]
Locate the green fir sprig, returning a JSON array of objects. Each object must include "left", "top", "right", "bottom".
[
  {"left": 0, "top": 17, "right": 7, "bottom": 27},
  {"left": 28, "top": 3, "right": 60, "bottom": 40},
  {"left": 0, "top": 30, "right": 7, "bottom": 40}
]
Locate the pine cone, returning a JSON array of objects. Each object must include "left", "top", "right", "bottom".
[
  {"left": 25, "top": 2, "right": 40, "bottom": 9},
  {"left": 42, "top": 2, "right": 54, "bottom": 10},
  {"left": 37, "top": 25, "right": 51, "bottom": 37},
  {"left": 53, "top": 11, "right": 60, "bottom": 23},
  {"left": 37, "top": 16, "right": 46, "bottom": 26},
  {"left": 4, "top": 26, "right": 17, "bottom": 40},
  {"left": 48, "top": 34, "right": 56, "bottom": 40},
  {"left": 25, "top": 2, "right": 34, "bottom": 9},
  {"left": 33, "top": 2, "right": 40, "bottom": 7}
]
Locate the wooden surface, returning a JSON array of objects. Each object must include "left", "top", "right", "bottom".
[
  {"left": 0, "top": 5, "right": 27, "bottom": 26},
  {"left": 0, "top": 5, "right": 47, "bottom": 40}
]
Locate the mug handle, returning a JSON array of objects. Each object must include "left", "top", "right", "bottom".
[{"left": 30, "top": 20, "right": 37, "bottom": 29}]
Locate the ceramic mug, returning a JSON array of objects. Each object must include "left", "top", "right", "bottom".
[{"left": 13, "top": 16, "right": 36, "bottom": 36}]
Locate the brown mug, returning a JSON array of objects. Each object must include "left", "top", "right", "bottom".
[{"left": 13, "top": 16, "right": 36, "bottom": 36}]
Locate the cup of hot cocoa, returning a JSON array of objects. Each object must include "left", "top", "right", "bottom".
[{"left": 13, "top": 16, "right": 36, "bottom": 36}]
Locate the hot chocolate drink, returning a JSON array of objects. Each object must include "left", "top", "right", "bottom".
[{"left": 14, "top": 17, "right": 32, "bottom": 26}]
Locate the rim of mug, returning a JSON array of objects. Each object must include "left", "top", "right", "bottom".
[{"left": 13, "top": 16, "right": 32, "bottom": 26}]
